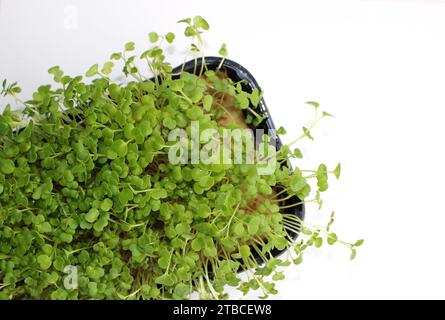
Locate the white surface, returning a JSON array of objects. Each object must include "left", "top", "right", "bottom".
[{"left": 1, "top": 0, "right": 445, "bottom": 300}]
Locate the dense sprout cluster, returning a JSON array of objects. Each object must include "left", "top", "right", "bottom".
[{"left": 0, "top": 17, "right": 362, "bottom": 300}]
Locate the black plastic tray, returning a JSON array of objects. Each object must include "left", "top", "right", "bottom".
[{"left": 172, "top": 57, "right": 305, "bottom": 263}]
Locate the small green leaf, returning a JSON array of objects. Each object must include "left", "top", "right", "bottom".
[
  {"left": 350, "top": 249, "right": 357, "bottom": 260},
  {"left": 86, "top": 64, "right": 99, "bottom": 77},
  {"left": 250, "top": 88, "right": 261, "bottom": 107},
  {"left": 333, "top": 163, "right": 341, "bottom": 179},
  {"left": 191, "top": 237, "right": 203, "bottom": 251},
  {"left": 293, "top": 148, "right": 303, "bottom": 158},
  {"left": 239, "top": 245, "right": 251, "bottom": 259},
  {"left": 186, "top": 106, "right": 203, "bottom": 120},
  {"left": 193, "top": 16, "right": 209, "bottom": 30},
  {"left": 85, "top": 208, "right": 100, "bottom": 223},
  {"left": 112, "top": 139, "right": 128, "bottom": 158},
  {"left": 272, "top": 272, "right": 285, "bottom": 281},
  {"left": 37, "top": 222, "right": 52, "bottom": 234},
  {"left": 0, "top": 159, "right": 15, "bottom": 174},
  {"left": 315, "top": 237, "right": 323, "bottom": 248},
  {"left": 293, "top": 254, "right": 303, "bottom": 265},
  {"left": 93, "top": 217, "right": 109, "bottom": 232},
  {"left": 124, "top": 42, "right": 135, "bottom": 52},
  {"left": 305, "top": 101, "right": 319, "bottom": 108},
  {"left": 203, "top": 95, "right": 213, "bottom": 112},
  {"left": 317, "top": 163, "right": 329, "bottom": 192},
  {"left": 327, "top": 233, "right": 338, "bottom": 245},
  {"left": 302, "top": 127, "right": 314, "bottom": 140},
  {"left": 174, "top": 283, "right": 190, "bottom": 298},
  {"left": 100, "top": 199, "right": 113, "bottom": 212},
  {"left": 12, "top": 86, "right": 21, "bottom": 94},
  {"left": 233, "top": 222, "right": 245, "bottom": 237},
  {"left": 101, "top": 61, "right": 114, "bottom": 75},
  {"left": 219, "top": 43, "right": 228, "bottom": 58},
  {"left": 155, "top": 274, "right": 174, "bottom": 286},
  {"left": 73, "top": 142, "right": 89, "bottom": 161},
  {"left": 277, "top": 127, "right": 287, "bottom": 135},
  {"left": 148, "top": 32, "right": 159, "bottom": 43},
  {"left": 184, "top": 26, "right": 196, "bottom": 37},
  {"left": 165, "top": 32, "right": 175, "bottom": 44},
  {"left": 162, "top": 117, "right": 177, "bottom": 130},
  {"left": 48, "top": 66, "right": 64, "bottom": 82},
  {"left": 88, "top": 282, "right": 98, "bottom": 296},
  {"left": 110, "top": 52, "right": 122, "bottom": 60},
  {"left": 289, "top": 175, "right": 306, "bottom": 193},
  {"left": 37, "top": 255, "right": 52, "bottom": 270},
  {"left": 204, "top": 246, "right": 217, "bottom": 258},
  {"left": 177, "top": 18, "right": 192, "bottom": 25},
  {"left": 59, "top": 232, "right": 73, "bottom": 243},
  {"left": 247, "top": 216, "right": 260, "bottom": 235},
  {"left": 158, "top": 252, "right": 170, "bottom": 269},
  {"left": 354, "top": 239, "right": 365, "bottom": 247}
]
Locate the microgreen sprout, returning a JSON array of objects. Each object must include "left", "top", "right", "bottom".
[{"left": 0, "top": 16, "right": 362, "bottom": 300}]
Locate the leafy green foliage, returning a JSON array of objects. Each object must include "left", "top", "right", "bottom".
[{"left": 0, "top": 16, "right": 360, "bottom": 301}]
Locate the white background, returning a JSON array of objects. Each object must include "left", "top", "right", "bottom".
[{"left": 1, "top": 0, "right": 445, "bottom": 299}]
